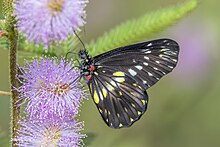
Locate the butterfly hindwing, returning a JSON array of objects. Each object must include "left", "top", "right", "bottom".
[{"left": 88, "top": 68, "right": 148, "bottom": 128}]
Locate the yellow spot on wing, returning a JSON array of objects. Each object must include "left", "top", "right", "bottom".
[
  {"left": 172, "top": 59, "right": 177, "bottom": 62},
  {"left": 113, "top": 72, "right": 125, "bottom": 76},
  {"left": 138, "top": 111, "right": 141, "bottom": 115},
  {"left": 102, "top": 89, "right": 107, "bottom": 98},
  {"left": 133, "top": 83, "right": 137, "bottom": 86},
  {"left": 159, "top": 54, "right": 164, "bottom": 58},
  {"left": 93, "top": 90, "right": 99, "bottom": 104},
  {"left": 130, "top": 118, "right": 134, "bottom": 122},
  {"left": 117, "top": 113, "right": 120, "bottom": 117},
  {"left": 89, "top": 83, "right": 92, "bottom": 90},
  {"left": 106, "top": 82, "right": 114, "bottom": 91},
  {"left": 171, "top": 52, "right": 177, "bottom": 55},
  {"left": 161, "top": 49, "right": 169, "bottom": 52},
  {"left": 99, "top": 108, "right": 103, "bottom": 113},
  {"left": 141, "top": 100, "right": 146, "bottom": 104},
  {"left": 119, "top": 91, "right": 123, "bottom": 96},
  {"left": 115, "top": 77, "right": 125, "bottom": 82},
  {"left": 131, "top": 103, "right": 136, "bottom": 108},
  {"left": 119, "top": 123, "right": 123, "bottom": 127}
]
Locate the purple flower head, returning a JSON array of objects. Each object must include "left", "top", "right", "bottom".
[
  {"left": 14, "top": 120, "right": 86, "bottom": 147},
  {"left": 17, "top": 57, "right": 86, "bottom": 120},
  {"left": 14, "top": 0, "right": 88, "bottom": 46}
]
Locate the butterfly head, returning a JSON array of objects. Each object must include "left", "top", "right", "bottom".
[{"left": 78, "top": 50, "right": 95, "bottom": 80}]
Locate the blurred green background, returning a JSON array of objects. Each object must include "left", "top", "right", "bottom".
[{"left": 0, "top": 0, "right": 220, "bottom": 147}]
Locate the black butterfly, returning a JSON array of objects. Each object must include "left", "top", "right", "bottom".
[{"left": 78, "top": 39, "right": 179, "bottom": 128}]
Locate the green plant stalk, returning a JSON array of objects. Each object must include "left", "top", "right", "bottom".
[
  {"left": 3, "top": 0, "right": 20, "bottom": 145},
  {"left": 8, "top": 24, "right": 19, "bottom": 147},
  {"left": 87, "top": 0, "right": 197, "bottom": 56}
]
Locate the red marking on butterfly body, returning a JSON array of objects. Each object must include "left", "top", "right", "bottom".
[
  {"left": 89, "top": 65, "right": 95, "bottom": 71},
  {"left": 86, "top": 75, "right": 92, "bottom": 80}
]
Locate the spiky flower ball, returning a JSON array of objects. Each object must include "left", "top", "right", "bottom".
[
  {"left": 14, "top": 120, "right": 86, "bottom": 147},
  {"left": 17, "top": 58, "right": 85, "bottom": 120},
  {"left": 14, "top": 0, "right": 88, "bottom": 46}
]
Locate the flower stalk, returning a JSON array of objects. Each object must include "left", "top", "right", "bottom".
[
  {"left": 8, "top": 24, "right": 19, "bottom": 147},
  {"left": 3, "top": 0, "right": 20, "bottom": 144}
]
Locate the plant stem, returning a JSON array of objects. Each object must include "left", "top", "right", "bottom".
[
  {"left": 3, "top": 0, "right": 19, "bottom": 146},
  {"left": 8, "top": 21, "right": 19, "bottom": 147},
  {"left": 0, "top": 90, "right": 11, "bottom": 96}
]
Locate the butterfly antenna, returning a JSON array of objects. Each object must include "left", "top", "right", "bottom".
[
  {"left": 65, "top": 51, "right": 78, "bottom": 60},
  {"left": 74, "top": 30, "right": 86, "bottom": 51}
]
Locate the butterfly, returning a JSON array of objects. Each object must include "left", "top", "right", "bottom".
[{"left": 78, "top": 39, "right": 179, "bottom": 128}]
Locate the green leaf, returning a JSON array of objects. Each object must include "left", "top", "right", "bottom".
[{"left": 86, "top": 0, "right": 197, "bottom": 56}]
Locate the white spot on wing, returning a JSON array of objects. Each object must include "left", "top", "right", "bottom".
[
  {"left": 143, "top": 80, "right": 147, "bottom": 84},
  {"left": 144, "top": 56, "right": 150, "bottom": 60},
  {"left": 156, "top": 61, "right": 160, "bottom": 64},
  {"left": 145, "top": 51, "right": 152, "bottom": 54},
  {"left": 153, "top": 67, "right": 159, "bottom": 70},
  {"left": 135, "top": 65, "right": 143, "bottom": 70},
  {"left": 110, "top": 81, "right": 117, "bottom": 87},
  {"left": 99, "top": 91, "right": 103, "bottom": 100},
  {"left": 128, "top": 69, "right": 137, "bottom": 76},
  {"left": 168, "top": 66, "right": 174, "bottom": 69},
  {"left": 147, "top": 43, "right": 152, "bottom": 46},
  {"left": 143, "top": 62, "right": 148, "bottom": 66},
  {"left": 148, "top": 72, "right": 153, "bottom": 76}
]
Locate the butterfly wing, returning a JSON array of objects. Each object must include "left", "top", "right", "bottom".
[
  {"left": 93, "top": 39, "right": 179, "bottom": 89},
  {"left": 89, "top": 39, "right": 179, "bottom": 128},
  {"left": 88, "top": 68, "right": 148, "bottom": 128}
]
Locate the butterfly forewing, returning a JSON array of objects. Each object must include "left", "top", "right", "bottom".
[{"left": 93, "top": 39, "right": 179, "bottom": 89}]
